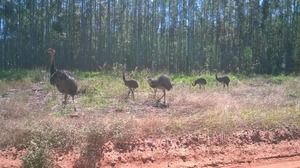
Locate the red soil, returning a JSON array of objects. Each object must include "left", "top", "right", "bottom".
[{"left": 2, "top": 129, "right": 300, "bottom": 168}]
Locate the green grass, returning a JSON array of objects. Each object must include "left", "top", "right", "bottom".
[
  {"left": 0, "top": 69, "right": 300, "bottom": 166},
  {"left": 0, "top": 69, "right": 48, "bottom": 83}
]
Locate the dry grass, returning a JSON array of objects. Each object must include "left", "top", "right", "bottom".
[{"left": 0, "top": 71, "right": 300, "bottom": 154}]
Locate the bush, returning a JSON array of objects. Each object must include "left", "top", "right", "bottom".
[{"left": 22, "top": 141, "right": 52, "bottom": 168}]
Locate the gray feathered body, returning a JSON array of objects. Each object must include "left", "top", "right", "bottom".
[
  {"left": 192, "top": 78, "right": 207, "bottom": 86},
  {"left": 123, "top": 73, "right": 138, "bottom": 89},
  {"left": 216, "top": 74, "right": 230, "bottom": 87},
  {"left": 47, "top": 48, "right": 78, "bottom": 111},
  {"left": 147, "top": 78, "right": 157, "bottom": 89},
  {"left": 148, "top": 75, "right": 172, "bottom": 91},
  {"left": 158, "top": 75, "right": 172, "bottom": 91},
  {"left": 48, "top": 48, "right": 78, "bottom": 97},
  {"left": 147, "top": 74, "right": 172, "bottom": 104},
  {"left": 123, "top": 72, "right": 138, "bottom": 99},
  {"left": 50, "top": 70, "right": 78, "bottom": 96}
]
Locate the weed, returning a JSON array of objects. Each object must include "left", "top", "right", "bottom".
[
  {"left": 109, "top": 120, "right": 136, "bottom": 151},
  {"left": 0, "top": 69, "right": 47, "bottom": 83},
  {"left": 75, "top": 123, "right": 109, "bottom": 168},
  {"left": 31, "top": 123, "right": 74, "bottom": 150},
  {"left": 22, "top": 140, "right": 52, "bottom": 168},
  {"left": 27, "top": 68, "right": 48, "bottom": 83},
  {"left": 84, "top": 123, "right": 108, "bottom": 147},
  {"left": 22, "top": 123, "right": 70, "bottom": 168},
  {"left": 0, "top": 124, "right": 32, "bottom": 149},
  {"left": 0, "top": 70, "right": 28, "bottom": 81},
  {"left": 138, "top": 115, "right": 166, "bottom": 137},
  {"left": 165, "top": 119, "right": 187, "bottom": 134},
  {"left": 1, "top": 70, "right": 300, "bottom": 166}
]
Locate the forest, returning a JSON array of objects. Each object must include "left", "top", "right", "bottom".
[{"left": 1, "top": 0, "right": 300, "bottom": 74}]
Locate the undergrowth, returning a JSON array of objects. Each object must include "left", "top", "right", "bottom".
[{"left": 0, "top": 69, "right": 300, "bottom": 166}]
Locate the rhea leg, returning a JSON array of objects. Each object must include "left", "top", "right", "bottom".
[
  {"left": 72, "top": 95, "right": 76, "bottom": 111},
  {"left": 131, "top": 89, "right": 135, "bottom": 100},
  {"left": 127, "top": 88, "right": 135, "bottom": 99},
  {"left": 157, "top": 89, "right": 166, "bottom": 104},
  {"left": 127, "top": 87, "right": 132, "bottom": 99},
  {"left": 163, "top": 90, "right": 166, "bottom": 104},
  {"left": 63, "top": 94, "right": 68, "bottom": 105},
  {"left": 127, "top": 90, "right": 131, "bottom": 97},
  {"left": 153, "top": 88, "right": 157, "bottom": 98},
  {"left": 60, "top": 94, "right": 67, "bottom": 111}
]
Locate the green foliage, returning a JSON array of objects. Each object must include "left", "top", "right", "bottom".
[
  {"left": 74, "top": 71, "right": 104, "bottom": 80},
  {"left": 1, "top": 70, "right": 300, "bottom": 166},
  {"left": 0, "top": 69, "right": 47, "bottom": 83},
  {"left": 239, "top": 108, "right": 300, "bottom": 129},
  {"left": 22, "top": 125, "right": 69, "bottom": 168},
  {"left": 0, "top": 127, "right": 32, "bottom": 149},
  {"left": 76, "top": 122, "right": 109, "bottom": 168},
  {"left": 30, "top": 125, "right": 73, "bottom": 149},
  {"left": 242, "top": 47, "right": 255, "bottom": 74},
  {"left": 165, "top": 119, "right": 187, "bottom": 134},
  {"left": 171, "top": 74, "right": 194, "bottom": 84},
  {"left": 27, "top": 69, "right": 48, "bottom": 83},
  {"left": 109, "top": 120, "right": 136, "bottom": 150},
  {"left": 22, "top": 141, "right": 52, "bottom": 168},
  {"left": 269, "top": 75, "right": 292, "bottom": 84},
  {"left": 84, "top": 123, "right": 109, "bottom": 148},
  {"left": 1, "top": 0, "right": 299, "bottom": 74},
  {"left": 0, "top": 70, "right": 29, "bottom": 81},
  {"left": 194, "top": 111, "right": 238, "bottom": 134},
  {"left": 20, "top": 123, "right": 76, "bottom": 168}
]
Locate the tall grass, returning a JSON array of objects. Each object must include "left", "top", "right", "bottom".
[{"left": 0, "top": 69, "right": 300, "bottom": 166}]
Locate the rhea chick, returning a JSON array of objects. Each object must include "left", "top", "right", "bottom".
[{"left": 123, "top": 72, "right": 139, "bottom": 99}]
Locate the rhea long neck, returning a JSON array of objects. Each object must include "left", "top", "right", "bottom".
[
  {"left": 50, "top": 56, "right": 56, "bottom": 76},
  {"left": 122, "top": 73, "right": 126, "bottom": 82}
]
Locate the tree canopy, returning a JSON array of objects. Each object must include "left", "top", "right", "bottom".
[{"left": 1, "top": 0, "right": 299, "bottom": 74}]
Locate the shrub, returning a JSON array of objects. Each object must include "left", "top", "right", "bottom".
[{"left": 22, "top": 141, "right": 52, "bottom": 168}]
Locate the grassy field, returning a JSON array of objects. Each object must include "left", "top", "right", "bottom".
[{"left": 0, "top": 69, "right": 300, "bottom": 167}]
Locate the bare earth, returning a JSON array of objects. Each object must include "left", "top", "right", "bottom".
[{"left": 1, "top": 129, "right": 300, "bottom": 168}]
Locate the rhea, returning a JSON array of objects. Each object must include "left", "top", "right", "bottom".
[
  {"left": 147, "top": 77, "right": 157, "bottom": 98},
  {"left": 192, "top": 78, "right": 207, "bottom": 90},
  {"left": 215, "top": 74, "right": 230, "bottom": 89},
  {"left": 123, "top": 72, "right": 139, "bottom": 99},
  {"left": 47, "top": 48, "right": 78, "bottom": 111},
  {"left": 147, "top": 75, "right": 172, "bottom": 104}
]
